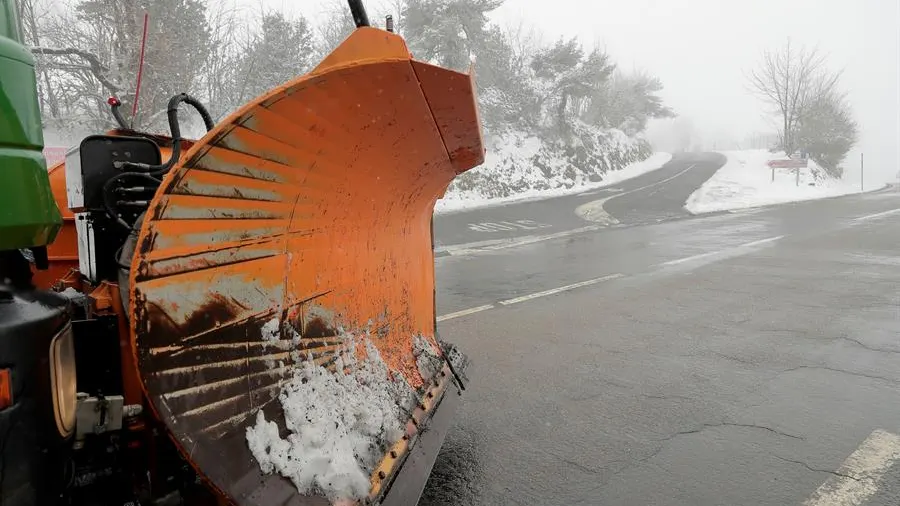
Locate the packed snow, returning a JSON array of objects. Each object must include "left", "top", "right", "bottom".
[
  {"left": 246, "top": 329, "right": 437, "bottom": 502},
  {"left": 437, "top": 338, "right": 470, "bottom": 383},
  {"left": 260, "top": 318, "right": 281, "bottom": 343},
  {"left": 685, "top": 150, "right": 865, "bottom": 214},
  {"left": 435, "top": 129, "right": 671, "bottom": 214},
  {"left": 413, "top": 335, "right": 443, "bottom": 381}
]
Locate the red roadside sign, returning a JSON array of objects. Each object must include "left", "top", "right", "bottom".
[{"left": 767, "top": 159, "right": 808, "bottom": 169}]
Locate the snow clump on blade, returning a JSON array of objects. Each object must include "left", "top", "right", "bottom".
[
  {"left": 245, "top": 330, "right": 420, "bottom": 502},
  {"left": 260, "top": 318, "right": 282, "bottom": 369},
  {"left": 260, "top": 318, "right": 280, "bottom": 344}
]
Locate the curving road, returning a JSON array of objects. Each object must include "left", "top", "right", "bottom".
[
  {"left": 421, "top": 154, "right": 900, "bottom": 506},
  {"left": 433, "top": 152, "right": 725, "bottom": 253},
  {"left": 601, "top": 152, "right": 725, "bottom": 224}
]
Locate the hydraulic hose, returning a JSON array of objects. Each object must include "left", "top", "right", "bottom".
[
  {"left": 347, "top": 0, "right": 370, "bottom": 27},
  {"left": 103, "top": 172, "right": 161, "bottom": 230},
  {"left": 103, "top": 93, "right": 216, "bottom": 229},
  {"left": 118, "top": 93, "right": 215, "bottom": 176}
]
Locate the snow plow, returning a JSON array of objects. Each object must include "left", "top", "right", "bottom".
[{"left": 0, "top": 0, "right": 482, "bottom": 504}]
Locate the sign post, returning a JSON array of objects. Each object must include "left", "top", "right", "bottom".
[
  {"left": 860, "top": 152, "right": 864, "bottom": 191},
  {"left": 767, "top": 157, "right": 808, "bottom": 186}
]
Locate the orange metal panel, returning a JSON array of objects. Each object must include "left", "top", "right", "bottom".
[
  {"left": 0, "top": 368, "right": 11, "bottom": 410},
  {"left": 312, "top": 26, "right": 411, "bottom": 75},
  {"left": 411, "top": 62, "right": 486, "bottom": 173},
  {"left": 35, "top": 161, "right": 78, "bottom": 288},
  {"left": 130, "top": 27, "right": 484, "bottom": 505}
]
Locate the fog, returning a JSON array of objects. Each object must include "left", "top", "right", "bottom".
[
  {"left": 266, "top": 0, "right": 898, "bottom": 183},
  {"left": 488, "top": 0, "right": 899, "bottom": 184}
]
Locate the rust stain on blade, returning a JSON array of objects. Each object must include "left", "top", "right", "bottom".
[
  {"left": 156, "top": 194, "right": 292, "bottom": 220},
  {"left": 140, "top": 243, "right": 280, "bottom": 279},
  {"left": 170, "top": 168, "right": 290, "bottom": 202},
  {"left": 192, "top": 146, "right": 300, "bottom": 184},
  {"left": 146, "top": 219, "right": 287, "bottom": 251}
]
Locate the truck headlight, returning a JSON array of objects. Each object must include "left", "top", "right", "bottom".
[{"left": 49, "top": 322, "right": 76, "bottom": 438}]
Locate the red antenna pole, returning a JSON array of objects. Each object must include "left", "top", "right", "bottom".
[{"left": 131, "top": 12, "right": 149, "bottom": 128}]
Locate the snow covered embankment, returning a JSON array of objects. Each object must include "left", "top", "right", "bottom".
[
  {"left": 685, "top": 150, "right": 863, "bottom": 214},
  {"left": 435, "top": 127, "right": 671, "bottom": 214}
]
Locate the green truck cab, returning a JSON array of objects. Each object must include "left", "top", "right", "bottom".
[{"left": 0, "top": 0, "right": 61, "bottom": 250}]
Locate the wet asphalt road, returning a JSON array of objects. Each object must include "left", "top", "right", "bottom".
[
  {"left": 432, "top": 152, "right": 725, "bottom": 251},
  {"left": 421, "top": 158, "right": 900, "bottom": 505}
]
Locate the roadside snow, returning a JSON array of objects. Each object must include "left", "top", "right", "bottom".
[
  {"left": 435, "top": 147, "right": 672, "bottom": 214},
  {"left": 246, "top": 330, "right": 425, "bottom": 503},
  {"left": 686, "top": 150, "right": 864, "bottom": 214}
]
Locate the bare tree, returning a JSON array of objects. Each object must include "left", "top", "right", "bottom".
[
  {"left": 31, "top": 46, "right": 122, "bottom": 94},
  {"left": 747, "top": 39, "right": 840, "bottom": 155},
  {"left": 16, "top": 0, "right": 61, "bottom": 120},
  {"left": 200, "top": 0, "right": 245, "bottom": 122},
  {"left": 503, "top": 16, "right": 542, "bottom": 77},
  {"left": 25, "top": 0, "right": 213, "bottom": 133},
  {"left": 314, "top": 0, "right": 357, "bottom": 57}
]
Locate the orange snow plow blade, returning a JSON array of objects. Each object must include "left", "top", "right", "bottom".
[{"left": 129, "top": 27, "right": 482, "bottom": 505}]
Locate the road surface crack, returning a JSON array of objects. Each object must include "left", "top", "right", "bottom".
[
  {"left": 772, "top": 455, "right": 862, "bottom": 481},
  {"left": 835, "top": 334, "right": 900, "bottom": 355},
  {"left": 641, "top": 393, "right": 693, "bottom": 401},
  {"left": 542, "top": 448, "right": 605, "bottom": 476},
  {"left": 780, "top": 365, "right": 900, "bottom": 385},
  {"left": 712, "top": 352, "right": 756, "bottom": 365},
  {"left": 654, "top": 422, "right": 804, "bottom": 442}
]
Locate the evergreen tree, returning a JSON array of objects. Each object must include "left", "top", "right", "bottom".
[{"left": 231, "top": 11, "right": 315, "bottom": 104}]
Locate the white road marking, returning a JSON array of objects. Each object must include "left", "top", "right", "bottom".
[
  {"left": 845, "top": 253, "right": 900, "bottom": 266},
  {"left": 441, "top": 225, "right": 604, "bottom": 256},
  {"left": 434, "top": 237, "right": 509, "bottom": 254},
  {"left": 498, "top": 273, "right": 623, "bottom": 306},
  {"left": 436, "top": 304, "right": 495, "bottom": 322},
  {"left": 803, "top": 429, "right": 900, "bottom": 506},
  {"left": 660, "top": 235, "right": 784, "bottom": 267},
  {"left": 580, "top": 188, "right": 625, "bottom": 196},
  {"left": 576, "top": 164, "right": 697, "bottom": 224},
  {"left": 853, "top": 208, "right": 900, "bottom": 221},
  {"left": 661, "top": 250, "right": 723, "bottom": 266},
  {"left": 481, "top": 225, "right": 599, "bottom": 250},
  {"left": 467, "top": 219, "right": 553, "bottom": 233},
  {"left": 728, "top": 208, "right": 767, "bottom": 215},
  {"left": 743, "top": 235, "right": 785, "bottom": 247}
]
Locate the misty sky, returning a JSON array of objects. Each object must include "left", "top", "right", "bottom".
[{"left": 268, "top": 0, "right": 899, "bottom": 183}]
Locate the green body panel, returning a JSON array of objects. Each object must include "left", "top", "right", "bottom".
[{"left": 0, "top": 0, "right": 62, "bottom": 250}]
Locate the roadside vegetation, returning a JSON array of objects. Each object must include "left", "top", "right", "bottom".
[
  {"left": 19, "top": 0, "right": 675, "bottom": 203},
  {"left": 747, "top": 39, "right": 858, "bottom": 177}
]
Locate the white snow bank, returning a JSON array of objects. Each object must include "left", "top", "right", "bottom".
[
  {"left": 435, "top": 130, "right": 671, "bottom": 214},
  {"left": 246, "top": 329, "right": 432, "bottom": 502},
  {"left": 686, "top": 150, "right": 863, "bottom": 214}
]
